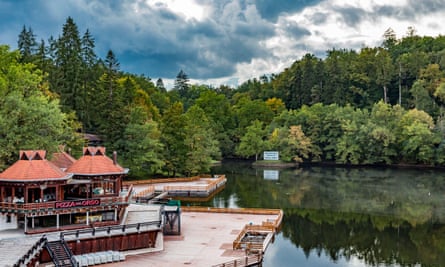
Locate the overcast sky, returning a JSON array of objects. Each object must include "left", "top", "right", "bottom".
[{"left": 1, "top": 0, "right": 445, "bottom": 88}]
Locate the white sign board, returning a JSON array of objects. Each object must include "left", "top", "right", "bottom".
[
  {"left": 263, "top": 170, "right": 279, "bottom": 180},
  {"left": 263, "top": 151, "right": 279, "bottom": 160}
]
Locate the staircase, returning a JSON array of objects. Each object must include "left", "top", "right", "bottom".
[{"left": 45, "top": 240, "right": 75, "bottom": 267}]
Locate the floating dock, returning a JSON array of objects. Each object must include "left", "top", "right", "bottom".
[{"left": 129, "top": 175, "right": 227, "bottom": 200}]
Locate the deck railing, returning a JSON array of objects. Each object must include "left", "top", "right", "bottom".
[
  {"left": 163, "top": 175, "right": 226, "bottom": 193},
  {"left": 134, "top": 185, "right": 155, "bottom": 198},
  {"left": 123, "top": 174, "right": 224, "bottom": 186},
  {"left": 0, "top": 184, "right": 134, "bottom": 214},
  {"left": 232, "top": 224, "right": 275, "bottom": 250},
  {"left": 13, "top": 235, "right": 48, "bottom": 267},
  {"left": 60, "top": 220, "right": 162, "bottom": 240},
  {"left": 212, "top": 253, "right": 263, "bottom": 267}
]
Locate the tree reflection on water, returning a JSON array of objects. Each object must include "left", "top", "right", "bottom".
[{"left": 184, "top": 161, "right": 445, "bottom": 266}]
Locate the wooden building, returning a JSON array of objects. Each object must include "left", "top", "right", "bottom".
[{"left": 0, "top": 147, "right": 131, "bottom": 233}]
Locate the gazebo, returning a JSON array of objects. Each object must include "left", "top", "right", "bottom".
[{"left": 0, "top": 148, "right": 132, "bottom": 233}]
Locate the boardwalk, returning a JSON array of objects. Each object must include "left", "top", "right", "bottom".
[
  {"left": 0, "top": 175, "right": 281, "bottom": 267},
  {"left": 101, "top": 208, "right": 281, "bottom": 267}
]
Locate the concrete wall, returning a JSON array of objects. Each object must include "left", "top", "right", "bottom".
[{"left": 0, "top": 213, "right": 18, "bottom": 230}]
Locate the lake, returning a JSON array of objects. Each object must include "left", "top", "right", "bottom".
[{"left": 185, "top": 161, "right": 445, "bottom": 267}]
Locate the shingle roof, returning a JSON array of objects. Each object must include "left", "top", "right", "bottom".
[
  {"left": 51, "top": 151, "right": 77, "bottom": 170},
  {"left": 0, "top": 150, "right": 72, "bottom": 182},
  {"left": 65, "top": 147, "right": 127, "bottom": 176}
]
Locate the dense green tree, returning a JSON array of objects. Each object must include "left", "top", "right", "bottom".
[
  {"left": 78, "top": 29, "right": 99, "bottom": 129},
  {"left": 174, "top": 69, "right": 190, "bottom": 98},
  {"left": 236, "top": 120, "right": 268, "bottom": 161},
  {"left": 155, "top": 78, "right": 166, "bottom": 92},
  {"left": 183, "top": 106, "right": 220, "bottom": 175},
  {"left": 119, "top": 106, "right": 164, "bottom": 178},
  {"left": 0, "top": 46, "right": 82, "bottom": 169},
  {"left": 54, "top": 17, "right": 83, "bottom": 113},
  {"left": 268, "top": 125, "right": 312, "bottom": 163},
  {"left": 397, "top": 109, "right": 439, "bottom": 163},
  {"left": 194, "top": 90, "right": 236, "bottom": 157},
  {"left": 160, "top": 102, "right": 187, "bottom": 176},
  {"left": 375, "top": 48, "right": 395, "bottom": 103},
  {"left": 335, "top": 106, "right": 369, "bottom": 164},
  {"left": 17, "top": 25, "right": 37, "bottom": 63},
  {"left": 363, "top": 101, "right": 401, "bottom": 164},
  {"left": 233, "top": 96, "right": 275, "bottom": 133}
]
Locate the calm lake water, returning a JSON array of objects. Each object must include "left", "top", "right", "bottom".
[{"left": 185, "top": 161, "right": 445, "bottom": 267}]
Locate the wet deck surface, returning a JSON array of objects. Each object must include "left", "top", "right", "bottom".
[
  {"left": 0, "top": 177, "right": 278, "bottom": 267},
  {"left": 101, "top": 210, "right": 277, "bottom": 267}
]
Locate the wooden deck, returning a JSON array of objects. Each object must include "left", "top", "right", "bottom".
[
  {"left": 130, "top": 175, "right": 227, "bottom": 199},
  {"left": 100, "top": 207, "right": 283, "bottom": 267}
]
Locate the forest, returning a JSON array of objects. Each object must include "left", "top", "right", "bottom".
[{"left": 2, "top": 17, "right": 445, "bottom": 178}]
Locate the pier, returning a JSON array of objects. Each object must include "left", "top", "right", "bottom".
[{"left": 0, "top": 175, "right": 283, "bottom": 267}]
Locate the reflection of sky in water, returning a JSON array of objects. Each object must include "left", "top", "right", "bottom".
[
  {"left": 211, "top": 194, "right": 239, "bottom": 208},
  {"left": 206, "top": 164, "right": 444, "bottom": 266},
  {"left": 264, "top": 234, "right": 406, "bottom": 267}
]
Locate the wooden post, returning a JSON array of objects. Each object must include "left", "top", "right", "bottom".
[
  {"left": 0, "top": 186, "right": 4, "bottom": 202},
  {"left": 11, "top": 187, "right": 15, "bottom": 202}
]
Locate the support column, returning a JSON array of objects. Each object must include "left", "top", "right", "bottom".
[
  {"left": 114, "top": 209, "right": 118, "bottom": 221},
  {"left": 11, "top": 187, "right": 15, "bottom": 202},
  {"left": 56, "top": 214, "right": 60, "bottom": 229},
  {"left": 40, "top": 189, "right": 44, "bottom": 202},
  {"left": 24, "top": 216, "right": 27, "bottom": 233},
  {"left": 86, "top": 211, "right": 89, "bottom": 226},
  {"left": 0, "top": 186, "right": 4, "bottom": 202},
  {"left": 31, "top": 217, "right": 35, "bottom": 229},
  {"left": 59, "top": 185, "right": 64, "bottom": 201},
  {"left": 24, "top": 185, "right": 28, "bottom": 203}
]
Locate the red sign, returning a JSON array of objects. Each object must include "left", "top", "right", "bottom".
[{"left": 55, "top": 199, "right": 101, "bottom": 209}]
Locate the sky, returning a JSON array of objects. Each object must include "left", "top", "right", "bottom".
[{"left": 1, "top": 0, "right": 445, "bottom": 88}]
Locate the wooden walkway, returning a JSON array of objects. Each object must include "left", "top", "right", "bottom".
[{"left": 99, "top": 207, "right": 283, "bottom": 267}]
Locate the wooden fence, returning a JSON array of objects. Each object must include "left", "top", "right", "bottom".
[{"left": 212, "top": 253, "right": 263, "bottom": 267}]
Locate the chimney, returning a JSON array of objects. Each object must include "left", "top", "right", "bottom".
[{"left": 113, "top": 151, "right": 117, "bottom": 165}]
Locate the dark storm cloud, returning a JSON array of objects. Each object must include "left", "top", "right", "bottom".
[
  {"left": 255, "top": 0, "right": 322, "bottom": 21},
  {"left": 281, "top": 20, "right": 311, "bottom": 39},
  {"left": 374, "top": 0, "right": 445, "bottom": 21},
  {"left": 0, "top": 0, "right": 282, "bottom": 80},
  {"left": 0, "top": 0, "right": 318, "bottom": 81},
  {"left": 334, "top": 6, "right": 367, "bottom": 27},
  {"left": 2, "top": 0, "right": 445, "bottom": 84},
  {"left": 311, "top": 12, "right": 328, "bottom": 25}
]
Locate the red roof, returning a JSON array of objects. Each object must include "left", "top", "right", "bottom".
[
  {"left": 65, "top": 147, "right": 127, "bottom": 176},
  {"left": 51, "top": 151, "right": 77, "bottom": 170},
  {"left": 0, "top": 150, "right": 72, "bottom": 182}
]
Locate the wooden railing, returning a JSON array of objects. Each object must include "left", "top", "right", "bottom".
[
  {"left": 14, "top": 235, "right": 48, "bottom": 267},
  {"left": 124, "top": 175, "right": 203, "bottom": 185},
  {"left": 232, "top": 224, "right": 274, "bottom": 250},
  {"left": 212, "top": 253, "right": 263, "bottom": 267},
  {"left": 163, "top": 175, "right": 226, "bottom": 193},
  {"left": 134, "top": 185, "right": 155, "bottom": 198},
  {"left": 60, "top": 220, "right": 162, "bottom": 240},
  {"left": 0, "top": 185, "right": 134, "bottom": 214},
  {"left": 123, "top": 174, "right": 224, "bottom": 186}
]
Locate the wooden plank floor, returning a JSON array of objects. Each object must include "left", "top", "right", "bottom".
[{"left": 100, "top": 209, "right": 281, "bottom": 267}]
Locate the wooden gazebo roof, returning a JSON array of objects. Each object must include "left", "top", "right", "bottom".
[
  {"left": 65, "top": 147, "right": 128, "bottom": 176},
  {"left": 0, "top": 150, "right": 72, "bottom": 182}
]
